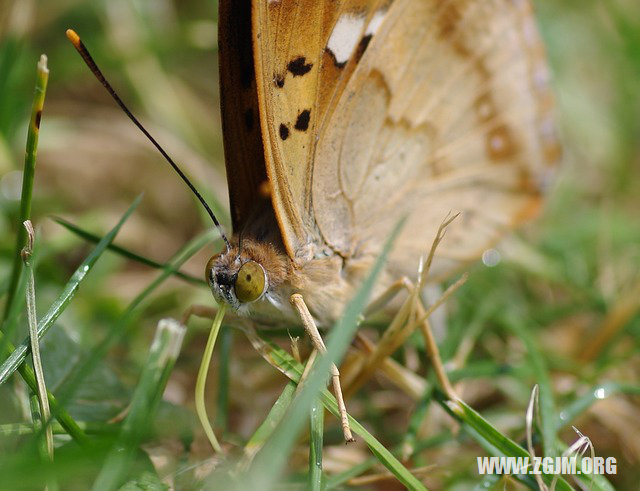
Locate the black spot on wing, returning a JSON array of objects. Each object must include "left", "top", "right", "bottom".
[
  {"left": 274, "top": 74, "right": 285, "bottom": 88},
  {"left": 294, "top": 110, "right": 311, "bottom": 131},
  {"left": 287, "top": 56, "right": 313, "bottom": 76},
  {"left": 279, "top": 123, "right": 290, "bottom": 140}
]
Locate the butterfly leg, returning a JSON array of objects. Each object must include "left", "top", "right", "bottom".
[{"left": 290, "top": 293, "right": 355, "bottom": 443}]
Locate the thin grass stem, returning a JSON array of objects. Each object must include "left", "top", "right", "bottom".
[
  {"left": 195, "top": 304, "right": 227, "bottom": 453},
  {"left": 3, "top": 55, "right": 49, "bottom": 322},
  {"left": 53, "top": 216, "right": 205, "bottom": 286},
  {"left": 22, "top": 220, "right": 53, "bottom": 460}
]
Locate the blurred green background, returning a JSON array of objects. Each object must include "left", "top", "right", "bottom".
[{"left": 1, "top": 0, "right": 639, "bottom": 489}]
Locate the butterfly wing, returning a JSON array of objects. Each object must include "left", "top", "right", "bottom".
[
  {"left": 250, "top": 0, "right": 559, "bottom": 278},
  {"left": 219, "top": 0, "right": 270, "bottom": 234},
  {"left": 312, "top": 0, "right": 560, "bottom": 279}
]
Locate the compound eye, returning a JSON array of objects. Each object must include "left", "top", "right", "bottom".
[{"left": 234, "top": 261, "right": 266, "bottom": 303}]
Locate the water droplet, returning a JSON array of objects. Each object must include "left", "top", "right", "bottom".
[
  {"left": 594, "top": 387, "right": 606, "bottom": 399},
  {"left": 482, "top": 249, "right": 501, "bottom": 267}
]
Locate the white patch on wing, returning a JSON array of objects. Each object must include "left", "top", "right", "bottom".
[
  {"left": 365, "top": 9, "right": 387, "bottom": 36},
  {"left": 327, "top": 13, "right": 366, "bottom": 65}
]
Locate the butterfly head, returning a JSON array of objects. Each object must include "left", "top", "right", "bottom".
[
  {"left": 206, "top": 255, "right": 267, "bottom": 313},
  {"left": 205, "top": 239, "right": 288, "bottom": 313}
]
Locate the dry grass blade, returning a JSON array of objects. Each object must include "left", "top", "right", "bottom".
[
  {"left": 22, "top": 220, "right": 53, "bottom": 461},
  {"left": 345, "top": 215, "right": 465, "bottom": 398}
]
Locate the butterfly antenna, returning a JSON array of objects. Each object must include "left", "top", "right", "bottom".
[{"left": 66, "top": 29, "right": 231, "bottom": 251}]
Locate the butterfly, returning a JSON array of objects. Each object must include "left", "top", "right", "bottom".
[
  {"left": 68, "top": 0, "right": 559, "bottom": 444},
  {"left": 207, "top": 0, "right": 559, "bottom": 439},
  {"left": 212, "top": 0, "right": 558, "bottom": 321}
]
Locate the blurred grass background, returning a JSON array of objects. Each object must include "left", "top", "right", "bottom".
[{"left": 0, "top": 0, "right": 639, "bottom": 489}]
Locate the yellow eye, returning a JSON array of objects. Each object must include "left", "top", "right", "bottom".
[{"left": 234, "top": 261, "right": 266, "bottom": 303}]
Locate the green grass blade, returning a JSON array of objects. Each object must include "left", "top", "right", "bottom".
[
  {"left": 325, "top": 459, "right": 376, "bottom": 489},
  {"left": 503, "top": 313, "right": 556, "bottom": 458},
  {"left": 323, "top": 431, "right": 448, "bottom": 491},
  {"left": 320, "top": 390, "right": 426, "bottom": 490},
  {"left": 0, "top": 337, "right": 89, "bottom": 445},
  {"left": 92, "top": 318, "right": 186, "bottom": 490},
  {"left": 557, "top": 382, "right": 640, "bottom": 429},
  {"left": 3, "top": 55, "right": 49, "bottom": 322},
  {"left": 319, "top": 432, "right": 450, "bottom": 489},
  {"left": 0, "top": 195, "right": 142, "bottom": 385},
  {"left": 123, "top": 228, "right": 216, "bottom": 313},
  {"left": 401, "top": 386, "right": 434, "bottom": 459},
  {"left": 52, "top": 216, "right": 204, "bottom": 286},
  {"left": 0, "top": 421, "right": 118, "bottom": 437},
  {"left": 243, "top": 381, "right": 296, "bottom": 462},
  {"left": 439, "top": 395, "right": 573, "bottom": 490},
  {"left": 309, "top": 397, "right": 324, "bottom": 491}
]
